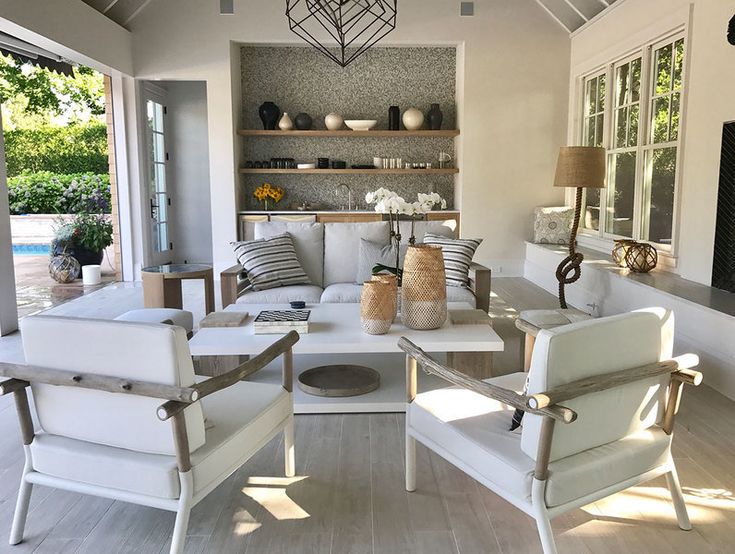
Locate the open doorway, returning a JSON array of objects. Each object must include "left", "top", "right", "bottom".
[{"left": 0, "top": 33, "right": 121, "bottom": 325}]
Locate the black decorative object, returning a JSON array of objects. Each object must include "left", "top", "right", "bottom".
[
  {"left": 427, "top": 104, "right": 443, "bottom": 130},
  {"left": 317, "top": 157, "right": 330, "bottom": 169},
  {"left": 331, "top": 160, "right": 347, "bottom": 169},
  {"left": 285, "top": 0, "right": 398, "bottom": 68},
  {"left": 389, "top": 105, "right": 400, "bottom": 130},
  {"left": 259, "top": 101, "right": 281, "bottom": 130},
  {"left": 295, "top": 112, "right": 313, "bottom": 130},
  {"left": 728, "top": 14, "right": 735, "bottom": 45},
  {"left": 712, "top": 122, "right": 735, "bottom": 292}
]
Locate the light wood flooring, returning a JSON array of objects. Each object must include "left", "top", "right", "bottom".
[{"left": 0, "top": 279, "right": 733, "bottom": 553}]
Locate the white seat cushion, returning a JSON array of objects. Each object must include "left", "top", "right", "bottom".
[
  {"left": 321, "top": 283, "right": 475, "bottom": 305},
  {"left": 30, "top": 381, "right": 291, "bottom": 499},
  {"left": 446, "top": 285, "right": 476, "bottom": 306},
  {"left": 321, "top": 283, "right": 363, "bottom": 303},
  {"left": 410, "top": 380, "right": 673, "bottom": 508},
  {"left": 236, "top": 285, "right": 323, "bottom": 304},
  {"left": 115, "top": 309, "right": 194, "bottom": 333}
]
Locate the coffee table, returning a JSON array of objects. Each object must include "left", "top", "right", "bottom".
[{"left": 188, "top": 302, "right": 504, "bottom": 413}]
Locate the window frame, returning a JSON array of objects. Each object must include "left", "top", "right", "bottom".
[{"left": 574, "top": 30, "right": 689, "bottom": 260}]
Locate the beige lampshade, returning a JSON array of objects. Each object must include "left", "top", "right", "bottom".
[{"left": 553, "top": 146, "right": 606, "bottom": 189}]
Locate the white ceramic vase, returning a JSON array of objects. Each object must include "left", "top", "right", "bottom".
[
  {"left": 325, "top": 112, "right": 344, "bottom": 130},
  {"left": 402, "top": 107, "right": 424, "bottom": 131},
  {"left": 278, "top": 112, "right": 294, "bottom": 131}
]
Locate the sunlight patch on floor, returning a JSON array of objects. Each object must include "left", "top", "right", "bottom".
[
  {"left": 242, "top": 475, "right": 310, "bottom": 521},
  {"left": 232, "top": 508, "right": 262, "bottom": 536}
]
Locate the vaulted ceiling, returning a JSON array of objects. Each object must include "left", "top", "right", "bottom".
[
  {"left": 535, "top": 0, "right": 621, "bottom": 33},
  {"left": 80, "top": 0, "right": 618, "bottom": 33},
  {"left": 80, "top": 0, "right": 155, "bottom": 29}
]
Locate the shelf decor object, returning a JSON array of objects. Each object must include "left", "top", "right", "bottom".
[
  {"left": 552, "top": 146, "right": 606, "bottom": 309},
  {"left": 427, "top": 103, "right": 443, "bottom": 130},
  {"left": 402, "top": 107, "right": 424, "bottom": 131},
  {"left": 360, "top": 281, "right": 396, "bottom": 335},
  {"left": 344, "top": 119, "right": 378, "bottom": 131},
  {"left": 285, "top": 0, "right": 398, "bottom": 68},
  {"left": 325, "top": 112, "right": 344, "bottom": 130},
  {"left": 401, "top": 245, "right": 447, "bottom": 330},
  {"left": 294, "top": 112, "right": 313, "bottom": 130},
  {"left": 259, "top": 101, "right": 280, "bottom": 130},
  {"left": 624, "top": 242, "right": 658, "bottom": 273},
  {"left": 278, "top": 112, "right": 294, "bottom": 131},
  {"left": 612, "top": 239, "right": 638, "bottom": 267}
]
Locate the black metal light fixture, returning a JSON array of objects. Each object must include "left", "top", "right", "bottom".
[{"left": 286, "top": 0, "right": 398, "bottom": 67}]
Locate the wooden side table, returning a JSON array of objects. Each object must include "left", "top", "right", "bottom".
[{"left": 142, "top": 264, "right": 215, "bottom": 315}]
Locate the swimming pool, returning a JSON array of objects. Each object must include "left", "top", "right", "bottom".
[{"left": 12, "top": 243, "right": 50, "bottom": 256}]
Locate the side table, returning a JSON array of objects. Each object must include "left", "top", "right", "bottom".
[{"left": 142, "top": 264, "right": 215, "bottom": 315}]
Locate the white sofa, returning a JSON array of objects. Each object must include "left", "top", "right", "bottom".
[{"left": 222, "top": 220, "right": 491, "bottom": 311}]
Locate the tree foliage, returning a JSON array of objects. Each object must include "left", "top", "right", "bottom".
[{"left": 0, "top": 52, "right": 105, "bottom": 124}]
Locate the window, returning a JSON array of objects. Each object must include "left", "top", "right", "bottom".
[
  {"left": 146, "top": 99, "right": 169, "bottom": 253},
  {"left": 578, "top": 34, "right": 686, "bottom": 251}
]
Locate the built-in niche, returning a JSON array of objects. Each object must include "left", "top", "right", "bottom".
[
  {"left": 712, "top": 122, "right": 735, "bottom": 293},
  {"left": 239, "top": 45, "right": 458, "bottom": 211}
]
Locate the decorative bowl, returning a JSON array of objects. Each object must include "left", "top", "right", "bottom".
[{"left": 345, "top": 119, "right": 378, "bottom": 131}]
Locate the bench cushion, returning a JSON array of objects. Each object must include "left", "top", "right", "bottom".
[
  {"left": 320, "top": 283, "right": 476, "bottom": 306},
  {"left": 30, "top": 381, "right": 291, "bottom": 499}
]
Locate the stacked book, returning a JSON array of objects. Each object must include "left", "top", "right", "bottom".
[{"left": 253, "top": 310, "right": 310, "bottom": 335}]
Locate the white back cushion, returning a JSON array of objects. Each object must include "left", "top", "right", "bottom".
[
  {"left": 521, "top": 310, "right": 671, "bottom": 462},
  {"left": 398, "top": 220, "right": 457, "bottom": 242},
  {"left": 323, "top": 222, "right": 390, "bottom": 285},
  {"left": 21, "top": 316, "right": 205, "bottom": 456},
  {"left": 254, "top": 222, "right": 325, "bottom": 287}
]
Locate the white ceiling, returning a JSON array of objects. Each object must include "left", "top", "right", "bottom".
[
  {"left": 79, "top": 0, "right": 619, "bottom": 33},
  {"left": 80, "top": 0, "right": 156, "bottom": 29},
  {"left": 535, "top": 0, "right": 621, "bottom": 33}
]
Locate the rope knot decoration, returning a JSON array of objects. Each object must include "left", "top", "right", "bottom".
[{"left": 286, "top": 0, "right": 398, "bottom": 67}]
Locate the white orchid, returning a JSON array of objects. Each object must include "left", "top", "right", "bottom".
[{"left": 365, "top": 187, "right": 397, "bottom": 206}]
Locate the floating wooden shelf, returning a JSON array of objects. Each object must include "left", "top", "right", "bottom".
[
  {"left": 238, "top": 129, "right": 460, "bottom": 138},
  {"left": 240, "top": 168, "right": 459, "bottom": 175}
]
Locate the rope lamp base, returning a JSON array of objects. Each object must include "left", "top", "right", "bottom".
[{"left": 555, "top": 187, "right": 584, "bottom": 309}]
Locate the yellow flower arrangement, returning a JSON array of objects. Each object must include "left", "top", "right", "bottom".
[{"left": 254, "top": 183, "right": 284, "bottom": 207}]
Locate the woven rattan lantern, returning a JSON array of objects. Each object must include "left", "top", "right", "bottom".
[
  {"left": 401, "top": 245, "right": 447, "bottom": 330},
  {"left": 624, "top": 243, "right": 658, "bottom": 273},
  {"left": 372, "top": 273, "right": 398, "bottom": 319},
  {"left": 360, "top": 281, "right": 396, "bottom": 335},
  {"left": 612, "top": 239, "right": 638, "bottom": 267}
]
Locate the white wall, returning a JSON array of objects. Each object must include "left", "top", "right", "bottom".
[
  {"left": 128, "top": 0, "right": 571, "bottom": 275},
  {"left": 0, "top": 116, "right": 18, "bottom": 335},
  {"left": 570, "top": 0, "right": 735, "bottom": 286},
  {"left": 164, "top": 81, "right": 213, "bottom": 264}
]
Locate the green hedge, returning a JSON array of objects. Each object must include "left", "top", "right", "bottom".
[
  {"left": 8, "top": 172, "right": 111, "bottom": 215},
  {"left": 3, "top": 122, "right": 109, "bottom": 176}
]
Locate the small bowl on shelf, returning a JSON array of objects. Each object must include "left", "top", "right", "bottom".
[{"left": 344, "top": 119, "right": 378, "bottom": 131}]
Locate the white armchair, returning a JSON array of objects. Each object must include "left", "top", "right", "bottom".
[
  {"left": 0, "top": 315, "right": 299, "bottom": 554},
  {"left": 401, "top": 309, "right": 702, "bottom": 554}
]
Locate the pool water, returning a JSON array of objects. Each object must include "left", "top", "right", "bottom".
[{"left": 12, "top": 243, "right": 50, "bottom": 256}]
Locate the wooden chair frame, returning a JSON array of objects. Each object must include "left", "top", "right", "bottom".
[
  {"left": 0, "top": 331, "right": 299, "bottom": 554},
  {"left": 399, "top": 337, "right": 702, "bottom": 554}
]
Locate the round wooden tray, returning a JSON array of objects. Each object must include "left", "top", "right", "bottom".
[{"left": 297, "top": 365, "right": 381, "bottom": 397}]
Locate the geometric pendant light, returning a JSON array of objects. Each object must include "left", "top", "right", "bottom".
[{"left": 285, "top": 0, "right": 398, "bottom": 67}]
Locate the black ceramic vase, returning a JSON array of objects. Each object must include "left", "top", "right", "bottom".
[
  {"left": 427, "top": 104, "right": 443, "bottom": 130},
  {"left": 294, "top": 113, "right": 313, "bottom": 130},
  {"left": 388, "top": 106, "right": 400, "bottom": 131},
  {"left": 259, "top": 102, "right": 281, "bottom": 130}
]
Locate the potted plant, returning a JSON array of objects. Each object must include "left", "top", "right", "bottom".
[{"left": 52, "top": 214, "right": 113, "bottom": 266}]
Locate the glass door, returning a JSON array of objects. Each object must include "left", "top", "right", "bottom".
[{"left": 145, "top": 94, "right": 173, "bottom": 265}]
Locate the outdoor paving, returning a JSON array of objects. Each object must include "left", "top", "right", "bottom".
[{"left": 13, "top": 254, "right": 117, "bottom": 319}]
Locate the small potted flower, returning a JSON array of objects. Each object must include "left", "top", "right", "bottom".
[{"left": 254, "top": 182, "right": 285, "bottom": 210}]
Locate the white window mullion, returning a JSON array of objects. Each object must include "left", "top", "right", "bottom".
[{"left": 632, "top": 46, "right": 652, "bottom": 241}]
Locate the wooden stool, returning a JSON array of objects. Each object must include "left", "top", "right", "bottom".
[{"left": 515, "top": 309, "right": 593, "bottom": 371}]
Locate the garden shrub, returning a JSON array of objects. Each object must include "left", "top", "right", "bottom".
[
  {"left": 8, "top": 172, "right": 111, "bottom": 215},
  {"left": 3, "top": 122, "right": 109, "bottom": 176}
]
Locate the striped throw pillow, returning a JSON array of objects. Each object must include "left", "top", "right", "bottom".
[
  {"left": 231, "top": 233, "right": 311, "bottom": 291},
  {"left": 422, "top": 233, "right": 482, "bottom": 288}
]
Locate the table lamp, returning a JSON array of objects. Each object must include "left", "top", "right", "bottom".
[{"left": 553, "top": 146, "right": 606, "bottom": 309}]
